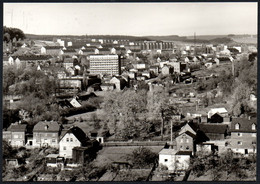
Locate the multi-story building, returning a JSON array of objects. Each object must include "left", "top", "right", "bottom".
[
  {"left": 33, "top": 120, "right": 61, "bottom": 148},
  {"left": 89, "top": 55, "right": 121, "bottom": 75},
  {"left": 229, "top": 117, "right": 257, "bottom": 154},
  {"left": 4, "top": 123, "right": 27, "bottom": 147},
  {"left": 59, "top": 126, "right": 90, "bottom": 158}
]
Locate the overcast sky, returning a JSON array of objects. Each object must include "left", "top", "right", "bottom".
[{"left": 3, "top": 3, "right": 257, "bottom": 36}]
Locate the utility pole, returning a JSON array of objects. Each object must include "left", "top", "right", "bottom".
[
  {"left": 170, "top": 120, "right": 173, "bottom": 148},
  {"left": 194, "top": 32, "right": 196, "bottom": 56}
]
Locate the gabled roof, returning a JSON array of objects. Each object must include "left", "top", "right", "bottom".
[
  {"left": 7, "top": 124, "right": 27, "bottom": 132},
  {"left": 33, "top": 121, "right": 60, "bottom": 132},
  {"left": 177, "top": 131, "right": 196, "bottom": 139},
  {"left": 198, "top": 124, "right": 228, "bottom": 134},
  {"left": 230, "top": 117, "right": 257, "bottom": 133},
  {"left": 60, "top": 126, "right": 89, "bottom": 145}
]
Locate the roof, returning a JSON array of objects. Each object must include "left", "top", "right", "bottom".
[
  {"left": 159, "top": 148, "right": 177, "bottom": 155},
  {"left": 46, "top": 154, "right": 60, "bottom": 158},
  {"left": 199, "top": 124, "right": 228, "bottom": 134},
  {"left": 60, "top": 126, "right": 89, "bottom": 145},
  {"left": 230, "top": 117, "right": 257, "bottom": 133},
  {"left": 7, "top": 124, "right": 27, "bottom": 132},
  {"left": 176, "top": 151, "right": 192, "bottom": 155},
  {"left": 177, "top": 131, "right": 196, "bottom": 139},
  {"left": 63, "top": 49, "right": 76, "bottom": 53},
  {"left": 44, "top": 46, "right": 63, "bottom": 49},
  {"left": 208, "top": 108, "right": 228, "bottom": 114},
  {"left": 12, "top": 55, "right": 52, "bottom": 61},
  {"left": 33, "top": 121, "right": 60, "bottom": 132}
]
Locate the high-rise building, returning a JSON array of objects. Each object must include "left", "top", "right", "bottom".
[{"left": 89, "top": 54, "right": 121, "bottom": 75}]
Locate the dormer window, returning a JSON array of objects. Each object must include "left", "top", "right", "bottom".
[
  {"left": 235, "top": 123, "right": 240, "bottom": 130},
  {"left": 252, "top": 124, "right": 256, "bottom": 130}
]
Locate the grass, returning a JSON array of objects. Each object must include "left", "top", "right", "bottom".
[{"left": 93, "top": 146, "right": 163, "bottom": 167}]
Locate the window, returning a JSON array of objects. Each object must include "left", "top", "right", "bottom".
[
  {"left": 13, "top": 135, "right": 18, "bottom": 139},
  {"left": 52, "top": 139, "right": 56, "bottom": 143},
  {"left": 52, "top": 133, "right": 56, "bottom": 137},
  {"left": 164, "top": 159, "right": 168, "bottom": 162},
  {"left": 235, "top": 123, "right": 240, "bottom": 130},
  {"left": 186, "top": 139, "right": 189, "bottom": 143},
  {"left": 186, "top": 146, "right": 190, "bottom": 150},
  {"left": 63, "top": 146, "right": 66, "bottom": 150},
  {"left": 252, "top": 124, "right": 256, "bottom": 130},
  {"left": 180, "top": 139, "right": 183, "bottom": 143},
  {"left": 66, "top": 138, "right": 69, "bottom": 142},
  {"left": 238, "top": 133, "right": 242, "bottom": 137},
  {"left": 70, "top": 138, "right": 73, "bottom": 142},
  {"left": 238, "top": 141, "right": 242, "bottom": 145}
]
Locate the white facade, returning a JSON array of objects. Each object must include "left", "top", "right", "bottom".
[
  {"left": 70, "top": 98, "right": 82, "bottom": 108},
  {"left": 89, "top": 55, "right": 120, "bottom": 75},
  {"left": 59, "top": 133, "right": 81, "bottom": 158},
  {"left": 41, "top": 47, "right": 47, "bottom": 54},
  {"left": 159, "top": 149, "right": 190, "bottom": 171}
]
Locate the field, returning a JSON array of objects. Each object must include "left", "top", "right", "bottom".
[{"left": 93, "top": 146, "right": 163, "bottom": 167}]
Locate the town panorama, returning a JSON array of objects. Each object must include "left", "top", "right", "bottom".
[{"left": 2, "top": 3, "right": 257, "bottom": 182}]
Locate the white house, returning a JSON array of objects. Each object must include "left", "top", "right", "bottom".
[
  {"left": 59, "top": 126, "right": 89, "bottom": 158},
  {"left": 94, "top": 48, "right": 99, "bottom": 54},
  {"left": 111, "top": 48, "right": 116, "bottom": 54},
  {"left": 159, "top": 149, "right": 191, "bottom": 171}
]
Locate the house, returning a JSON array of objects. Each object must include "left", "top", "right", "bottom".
[
  {"left": 33, "top": 120, "right": 61, "bottom": 148},
  {"left": 175, "top": 131, "right": 196, "bottom": 154},
  {"left": 208, "top": 107, "right": 228, "bottom": 119},
  {"left": 161, "top": 65, "right": 174, "bottom": 75},
  {"left": 209, "top": 113, "right": 224, "bottom": 123},
  {"left": 110, "top": 76, "right": 127, "bottom": 90},
  {"left": 6, "top": 123, "right": 27, "bottom": 147},
  {"left": 198, "top": 124, "right": 228, "bottom": 140},
  {"left": 59, "top": 126, "right": 90, "bottom": 158},
  {"left": 159, "top": 149, "right": 191, "bottom": 171},
  {"left": 100, "top": 83, "right": 115, "bottom": 91},
  {"left": 229, "top": 117, "right": 257, "bottom": 154},
  {"left": 44, "top": 46, "right": 63, "bottom": 56},
  {"left": 150, "top": 65, "right": 159, "bottom": 75},
  {"left": 70, "top": 97, "right": 82, "bottom": 108}
]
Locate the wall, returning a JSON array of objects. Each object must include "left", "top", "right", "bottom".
[
  {"left": 59, "top": 133, "right": 81, "bottom": 158},
  {"left": 33, "top": 132, "right": 59, "bottom": 148}
]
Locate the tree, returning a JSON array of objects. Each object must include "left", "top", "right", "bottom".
[
  {"left": 126, "top": 147, "right": 158, "bottom": 169},
  {"left": 102, "top": 90, "right": 147, "bottom": 139}
]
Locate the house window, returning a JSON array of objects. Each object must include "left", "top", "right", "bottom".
[
  {"left": 52, "top": 139, "right": 56, "bottom": 143},
  {"left": 186, "top": 146, "right": 190, "bottom": 150},
  {"left": 66, "top": 138, "right": 69, "bottom": 142},
  {"left": 181, "top": 139, "right": 183, "bottom": 143},
  {"left": 63, "top": 146, "right": 66, "bottom": 150},
  {"left": 186, "top": 139, "right": 189, "bottom": 143},
  {"left": 235, "top": 123, "right": 240, "bottom": 130},
  {"left": 13, "top": 135, "right": 18, "bottom": 139},
  {"left": 252, "top": 133, "right": 256, "bottom": 137},
  {"left": 238, "top": 133, "right": 242, "bottom": 137},
  {"left": 52, "top": 133, "right": 56, "bottom": 137},
  {"left": 70, "top": 138, "right": 73, "bottom": 142},
  {"left": 164, "top": 159, "right": 168, "bottom": 162},
  {"left": 238, "top": 141, "right": 242, "bottom": 145},
  {"left": 252, "top": 124, "right": 256, "bottom": 130}
]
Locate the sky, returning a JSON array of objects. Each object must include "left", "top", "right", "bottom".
[{"left": 3, "top": 2, "right": 258, "bottom": 36}]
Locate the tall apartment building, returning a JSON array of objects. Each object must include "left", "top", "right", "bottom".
[{"left": 89, "top": 55, "right": 121, "bottom": 75}]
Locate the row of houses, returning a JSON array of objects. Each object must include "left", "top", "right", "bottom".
[
  {"left": 3, "top": 121, "right": 102, "bottom": 166},
  {"left": 158, "top": 115, "right": 257, "bottom": 171}
]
